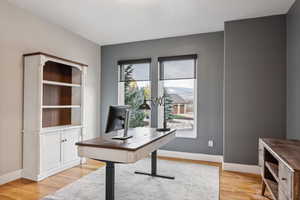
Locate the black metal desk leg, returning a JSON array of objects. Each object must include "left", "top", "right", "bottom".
[
  {"left": 106, "top": 162, "right": 115, "bottom": 200},
  {"left": 135, "top": 150, "right": 175, "bottom": 180},
  {"left": 151, "top": 150, "right": 157, "bottom": 175}
]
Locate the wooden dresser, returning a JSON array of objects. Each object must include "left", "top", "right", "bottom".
[{"left": 259, "top": 138, "right": 300, "bottom": 200}]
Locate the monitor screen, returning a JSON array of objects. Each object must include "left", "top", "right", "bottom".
[{"left": 105, "top": 105, "right": 130, "bottom": 133}]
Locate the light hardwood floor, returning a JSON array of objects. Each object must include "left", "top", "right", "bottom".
[{"left": 0, "top": 157, "right": 271, "bottom": 200}]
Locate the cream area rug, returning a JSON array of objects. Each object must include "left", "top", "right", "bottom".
[{"left": 42, "top": 158, "right": 219, "bottom": 200}]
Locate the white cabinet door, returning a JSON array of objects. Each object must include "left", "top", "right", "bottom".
[
  {"left": 41, "top": 131, "right": 61, "bottom": 172},
  {"left": 62, "top": 128, "right": 81, "bottom": 165}
]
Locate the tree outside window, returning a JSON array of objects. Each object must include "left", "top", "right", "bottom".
[
  {"left": 118, "top": 61, "right": 151, "bottom": 128},
  {"left": 124, "top": 65, "right": 150, "bottom": 128}
]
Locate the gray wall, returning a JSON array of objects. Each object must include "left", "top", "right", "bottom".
[
  {"left": 0, "top": 1, "right": 101, "bottom": 176},
  {"left": 224, "top": 15, "right": 287, "bottom": 165},
  {"left": 101, "top": 32, "right": 224, "bottom": 155},
  {"left": 287, "top": 0, "right": 300, "bottom": 140}
]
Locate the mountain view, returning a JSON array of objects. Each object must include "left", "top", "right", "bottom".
[{"left": 165, "top": 87, "right": 193, "bottom": 102}]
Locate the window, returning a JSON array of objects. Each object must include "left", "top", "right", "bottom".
[
  {"left": 118, "top": 59, "right": 151, "bottom": 128},
  {"left": 158, "top": 55, "right": 197, "bottom": 138}
]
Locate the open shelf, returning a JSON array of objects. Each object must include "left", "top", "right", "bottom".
[
  {"left": 43, "top": 61, "right": 81, "bottom": 84},
  {"left": 43, "top": 84, "right": 81, "bottom": 106},
  {"left": 42, "top": 108, "right": 81, "bottom": 128},
  {"left": 42, "top": 60, "right": 82, "bottom": 128},
  {"left": 263, "top": 147, "right": 280, "bottom": 200},
  {"left": 265, "top": 178, "right": 278, "bottom": 200},
  {"left": 43, "top": 80, "right": 81, "bottom": 87},
  {"left": 265, "top": 162, "right": 279, "bottom": 182}
]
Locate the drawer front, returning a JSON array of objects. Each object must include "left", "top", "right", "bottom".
[{"left": 279, "top": 162, "right": 293, "bottom": 199}]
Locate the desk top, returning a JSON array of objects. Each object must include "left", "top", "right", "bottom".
[
  {"left": 76, "top": 128, "right": 176, "bottom": 151},
  {"left": 261, "top": 138, "right": 300, "bottom": 171}
]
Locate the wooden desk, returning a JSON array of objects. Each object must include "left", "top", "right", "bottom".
[{"left": 76, "top": 128, "right": 176, "bottom": 200}]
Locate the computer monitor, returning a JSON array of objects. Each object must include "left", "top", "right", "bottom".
[{"left": 105, "top": 105, "right": 132, "bottom": 140}]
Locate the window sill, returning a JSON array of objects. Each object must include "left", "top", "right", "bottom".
[{"left": 175, "top": 131, "right": 197, "bottom": 139}]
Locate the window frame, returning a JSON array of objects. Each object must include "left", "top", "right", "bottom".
[
  {"left": 117, "top": 58, "right": 152, "bottom": 128},
  {"left": 158, "top": 54, "right": 198, "bottom": 139}
]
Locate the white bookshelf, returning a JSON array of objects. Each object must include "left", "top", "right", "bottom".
[{"left": 23, "top": 52, "right": 87, "bottom": 181}]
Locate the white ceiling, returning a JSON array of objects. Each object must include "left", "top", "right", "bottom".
[{"left": 7, "top": 0, "right": 295, "bottom": 45}]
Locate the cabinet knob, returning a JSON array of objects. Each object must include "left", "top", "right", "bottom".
[{"left": 281, "top": 177, "right": 287, "bottom": 181}]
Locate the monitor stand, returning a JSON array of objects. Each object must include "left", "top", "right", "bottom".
[
  {"left": 111, "top": 111, "right": 132, "bottom": 140},
  {"left": 111, "top": 128, "right": 132, "bottom": 140},
  {"left": 156, "top": 128, "right": 171, "bottom": 132},
  {"left": 112, "top": 135, "right": 133, "bottom": 140}
]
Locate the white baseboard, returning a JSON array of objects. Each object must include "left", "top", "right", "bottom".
[
  {"left": 22, "top": 159, "right": 81, "bottom": 181},
  {"left": 158, "top": 150, "right": 223, "bottom": 163},
  {"left": 223, "top": 162, "right": 260, "bottom": 175},
  {"left": 0, "top": 169, "right": 22, "bottom": 185}
]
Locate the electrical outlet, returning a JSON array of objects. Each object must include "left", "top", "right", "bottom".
[{"left": 208, "top": 140, "right": 214, "bottom": 147}]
